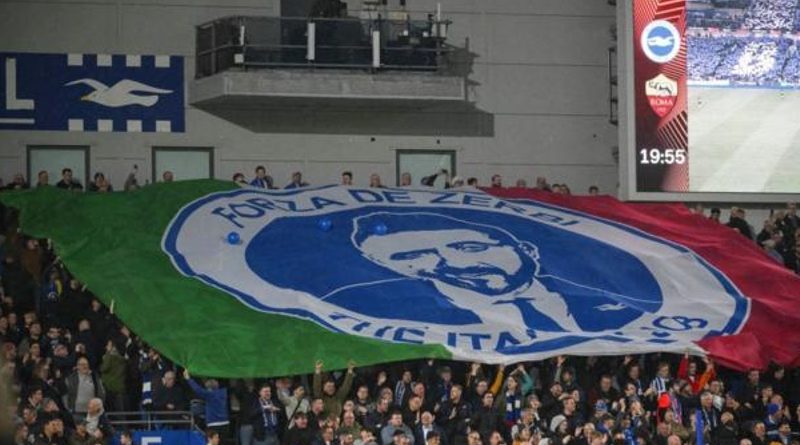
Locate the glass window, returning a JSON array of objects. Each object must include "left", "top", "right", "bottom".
[
  {"left": 152, "top": 147, "right": 214, "bottom": 183},
  {"left": 396, "top": 149, "right": 456, "bottom": 188},
  {"left": 27, "top": 145, "right": 89, "bottom": 188}
]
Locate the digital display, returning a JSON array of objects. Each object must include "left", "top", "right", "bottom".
[{"left": 632, "top": 0, "right": 800, "bottom": 194}]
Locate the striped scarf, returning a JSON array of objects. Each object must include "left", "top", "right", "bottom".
[
  {"left": 651, "top": 376, "right": 668, "bottom": 395},
  {"left": 504, "top": 393, "right": 522, "bottom": 423},
  {"left": 260, "top": 399, "right": 279, "bottom": 431}
]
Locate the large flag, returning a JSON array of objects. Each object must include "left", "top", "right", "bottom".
[{"left": 1, "top": 182, "right": 798, "bottom": 376}]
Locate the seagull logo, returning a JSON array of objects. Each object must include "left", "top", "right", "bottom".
[
  {"left": 647, "top": 36, "right": 674, "bottom": 48},
  {"left": 65, "top": 78, "right": 173, "bottom": 107}
]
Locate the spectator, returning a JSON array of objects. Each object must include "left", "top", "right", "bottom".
[
  {"left": 233, "top": 173, "right": 247, "bottom": 186},
  {"left": 4, "top": 173, "right": 29, "bottom": 190},
  {"left": 208, "top": 430, "right": 221, "bottom": 445},
  {"left": 99, "top": 340, "right": 126, "bottom": 412},
  {"left": 253, "top": 384, "right": 284, "bottom": 445},
  {"left": 124, "top": 167, "right": 139, "bottom": 192},
  {"left": 184, "top": 368, "right": 230, "bottom": 434},
  {"left": 403, "top": 395, "right": 424, "bottom": 428},
  {"left": 34, "top": 416, "right": 64, "bottom": 445},
  {"left": 314, "top": 426, "right": 339, "bottom": 445},
  {"left": 490, "top": 175, "right": 502, "bottom": 188},
  {"left": 365, "top": 397, "right": 392, "bottom": 432},
  {"left": 466, "top": 178, "right": 478, "bottom": 187},
  {"left": 340, "top": 410, "right": 363, "bottom": 437},
  {"left": 400, "top": 173, "right": 412, "bottom": 187},
  {"left": 162, "top": 171, "right": 174, "bottom": 183},
  {"left": 677, "top": 354, "right": 716, "bottom": 395},
  {"left": 471, "top": 392, "right": 505, "bottom": 442},
  {"left": 235, "top": 379, "right": 259, "bottom": 445},
  {"left": 710, "top": 208, "right": 722, "bottom": 223},
  {"left": 369, "top": 174, "right": 384, "bottom": 188},
  {"left": 63, "top": 356, "right": 106, "bottom": 416},
  {"left": 342, "top": 172, "right": 354, "bottom": 186},
  {"left": 153, "top": 370, "right": 187, "bottom": 412},
  {"left": 353, "top": 385, "right": 374, "bottom": 424},
  {"left": 728, "top": 207, "right": 754, "bottom": 239},
  {"left": 751, "top": 421, "right": 768, "bottom": 445},
  {"left": 250, "top": 166, "right": 275, "bottom": 189},
  {"left": 84, "top": 398, "right": 113, "bottom": 441},
  {"left": 56, "top": 169, "right": 83, "bottom": 191},
  {"left": 313, "top": 360, "right": 356, "bottom": 419},
  {"left": 308, "top": 397, "right": 326, "bottom": 432},
  {"left": 381, "top": 411, "right": 415, "bottom": 445},
  {"left": 286, "top": 172, "right": 309, "bottom": 189},
  {"left": 119, "top": 431, "right": 133, "bottom": 445},
  {"left": 88, "top": 173, "right": 112, "bottom": 193},
  {"left": 535, "top": 177, "right": 550, "bottom": 192},
  {"left": 36, "top": 171, "right": 49, "bottom": 188},
  {"left": 284, "top": 412, "right": 317, "bottom": 445},
  {"left": 515, "top": 179, "right": 527, "bottom": 188},
  {"left": 414, "top": 411, "right": 444, "bottom": 445},
  {"left": 437, "top": 385, "right": 470, "bottom": 445},
  {"left": 277, "top": 378, "right": 310, "bottom": 427},
  {"left": 588, "top": 186, "right": 599, "bottom": 196},
  {"left": 496, "top": 364, "right": 534, "bottom": 428}
]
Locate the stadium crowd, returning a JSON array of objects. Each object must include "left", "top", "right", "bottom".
[
  {"left": 687, "top": 0, "right": 800, "bottom": 32},
  {"left": 687, "top": 35, "right": 800, "bottom": 86},
  {"left": 742, "top": 0, "right": 799, "bottom": 32},
  {"left": 1, "top": 168, "right": 800, "bottom": 445},
  {"left": 687, "top": 0, "right": 800, "bottom": 86}
]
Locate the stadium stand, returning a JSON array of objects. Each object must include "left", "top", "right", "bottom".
[
  {"left": 1, "top": 170, "right": 799, "bottom": 445},
  {"left": 687, "top": 0, "right": 800, "bottom": 86}
]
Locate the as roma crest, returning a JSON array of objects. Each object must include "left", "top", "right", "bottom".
[{"left": 646, "top": 74, "right": 678, "bottom": 117}]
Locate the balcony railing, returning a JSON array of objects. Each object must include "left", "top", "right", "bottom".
[
  {"left": 106, "top": 410, "right": 199, "bottom": 431},
  {"left": 196, "top": 15, "right": 453, "bottom": 78}
]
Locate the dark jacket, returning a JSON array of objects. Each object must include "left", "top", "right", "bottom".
[
  {"left": 436, "top": 399, "right": 471, "bottom": 445},
  {"left": 252, "top": 398, "right": 286, "bottom": 441},
  {"left": 153, "top": 383, "right": 188, "bottom": 411},
  {"left": 414, "top": 424, "right": 446, "bottom": 445},
  {"left": 63, "top": 371, "right": 106, "bottom": 413},
  {"left": 283, "top": 426, "right": 317, "bottom": 445},
  {"left": 470, "top": 406, "right": 506, "bottom": 441},
  {"left": 712, "top": 423, "right": 739, "bottom": 445}
]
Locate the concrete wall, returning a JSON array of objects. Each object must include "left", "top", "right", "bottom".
[{"left": 0, "top": 0, "right": 619, "bottom": 193}]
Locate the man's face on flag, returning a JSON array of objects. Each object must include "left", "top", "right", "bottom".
[{"left": 359, "top": 225, "right": 537, "bottom": 296}]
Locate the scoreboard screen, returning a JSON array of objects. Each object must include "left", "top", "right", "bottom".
[{"left": 622, "top": 0, "right": 800, "bottom": 199}]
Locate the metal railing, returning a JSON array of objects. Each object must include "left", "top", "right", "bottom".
[
  {"left": 195, "top": 15, "right": 453, "bottom": 78},
  {"left": 106, "top": 411, "right": 198, "bottom": 431}
]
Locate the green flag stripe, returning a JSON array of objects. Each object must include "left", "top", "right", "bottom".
[{"left": 0, "top": 180, "right": 450, "bottom": 377}]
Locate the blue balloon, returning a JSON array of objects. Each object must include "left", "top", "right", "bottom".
[
  {"left": 227, "top": 231, "right": 241, "bottom": 245},
  {"left": 318, "top": 218, "right": 333, "bottom": 232},
  {"left": 373, "top": 222, "right": 388, "bottom": 236}
]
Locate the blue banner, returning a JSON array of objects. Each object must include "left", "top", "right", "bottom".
[
  {"left": 696, "top": 410, "right": 705, "bottom": 445},
  {"left": 113, "top": 430, "right": 204, "bottom": 445},
  {"left": 0, "top": 52, "right": 184, "bottom": 132}
]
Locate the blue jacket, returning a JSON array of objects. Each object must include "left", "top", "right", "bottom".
[{"left": 187, "top": 378, "right": 230, "bottom": 426}]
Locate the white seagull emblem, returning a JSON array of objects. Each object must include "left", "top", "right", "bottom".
[
  {"left": 65, "top": 78, "right": 173, "bottom": 107},
  {"left": 647, "top": 36, "right": 674, "bottom": 48}
]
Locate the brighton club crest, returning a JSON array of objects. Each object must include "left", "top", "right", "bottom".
[{"left": 646, "top": 74, "right": 678, "bottom": 117}]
